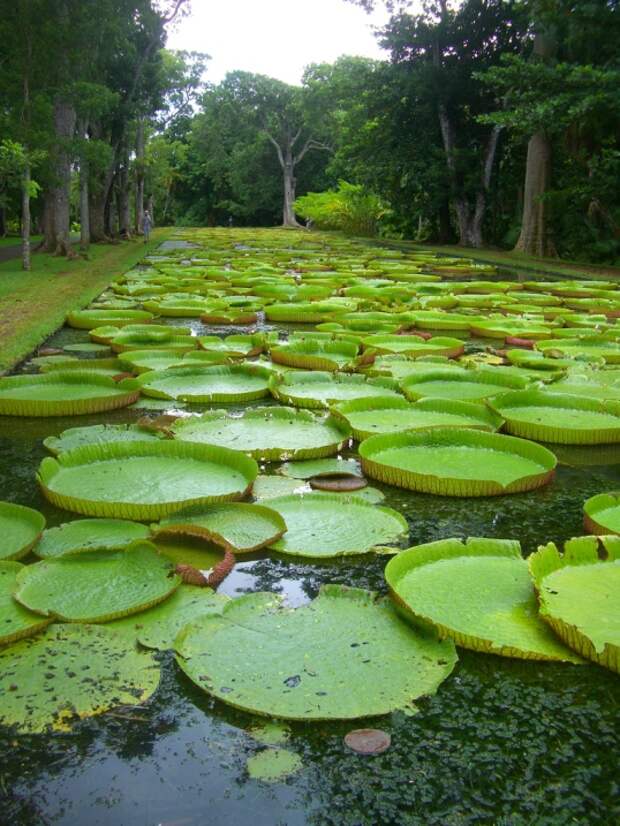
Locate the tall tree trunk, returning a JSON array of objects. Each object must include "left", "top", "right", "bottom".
[
  {"left": 78, "top": 120, "right": 90, "bottom": 251},
  {"left": 282, "top": 153, "right": 299, "bottom": 228},
  {"left": 21, "top": 164, "right": 31, "bottom": 271},
  {"left": 118, "top": 149, "right": 131, "bottom": 239},
  {"left": 0, "top": 202, "right": 6, "bottom": 238},
  {"left": 43, "top": 98, "right": 76, "bottom": 255},
  {"left": 514, "top": 30, "right": 558, "bottom": 257},
  {"left": 135, "top": 118, "right": 145, "bottom": 234}
]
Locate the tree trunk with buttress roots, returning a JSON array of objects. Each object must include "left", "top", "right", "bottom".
[
  {"left": 514, "top": 30, "right": 558, "bottom": 257},
  {"left": 43, "top": 99, "right": 77, "bottom": 255},
  {"left": 282, "top": 154, "right": 299, "bottom": 227}
]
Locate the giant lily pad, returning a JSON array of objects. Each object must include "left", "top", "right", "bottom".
[
  {"left": 270, "top": 371, "right": 401, "bottom": 409},
  {"left": 43, "top": 423, "right": 164, "bottom": 455},
  {"left": 107, "top": 584, "right": 229, "bottom": 650},
  {"left": 137, "top": 364, "right": 272, "bottom": 403},
  {"left": 0, "top": 501, "right": 46, "bottom": 560},
  {"left": 34, "top": 518, "right": 151, "bottom": 558},
  {"left": 332, "top": 396, "right": 503, "bottom": 441},
  {"left": 265, "top": 493, "right": 407, "bottom": 558},
  {"left": 37, "top": 440, "right": 258, "bottom": 519},
  {"left": 175, "top": 585, "right": 457, "bottom": 720},
  {"left": 359, "top": 428, "right": 556, "bottom": 496},
  {"left": 15, "top": 540, "right": 180, "bottom": 622},
  {"left": 172, "top": 406, "right": 350, "bottom": 461},
  {"left": 529, "top": 536, "right": 620, "bottom": 672},
  {"left": 270, "top": 339, "right": 359, "bottom": 371},
  {"left": 152, "top": 503, "right": 286, "bottom": 552},
  {"left": 401, "top": 368, "right": 529, "bottom": 402},
  {"left": 0, "top": 561, "right": 52, "bottom": 645},
  {"left": 583, "top": 492, "right": 620, "bottom": 535},
  {"left": 0, "top": 372, "right": 140, "bottom": 416},
  {"left": 385, "top": 537, "right": 581, "bottom": 661},
  {"left": 0, "top": 623, "right": 160, "bottom": 732},
  {"left": 362, "top": 334, "right": 464, "bottom": 359},
  {"left": 489, "top": 390, "right": 620, "bottom": 445},
  {"left": 66, "top": 308, "right": 154, "bottom": 330}
]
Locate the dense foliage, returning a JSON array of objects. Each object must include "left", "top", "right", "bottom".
[{"left": 1, "top": 0, "right": 619, "bottom": 265}]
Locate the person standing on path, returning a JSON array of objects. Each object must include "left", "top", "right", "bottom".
[{"left": 143, "top": 210, "right": 152, "bottom": 243}]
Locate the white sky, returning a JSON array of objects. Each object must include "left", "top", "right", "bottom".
[{"left": 167, "top": 0, "right": 394, "bottom": 85}]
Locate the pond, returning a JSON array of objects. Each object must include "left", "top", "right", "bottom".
[{"left": 1, "top": 230, "right": 618, "bottom": 825}]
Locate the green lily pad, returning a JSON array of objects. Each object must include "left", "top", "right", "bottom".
[
  {"left": 270, "top": 339, "right": 359, "bottom": 371},
  {"left": 401, "top": 368, "right": 529, "bottom": 401},
  {"left": 152, "top": 503, "right": 286, "bottom": 552},
  {"left": 0, "top": 372, "right": 140, "bottom": 416},
  {"left": 63, "top": 342, "right": 111, "bottom": 353},
  {"left": 248, "top": 720, "right": 291, "bottom": 745},
  {"left": 266, "top": 493, "right": 407, "bottom": 558},
  {"left": 583, "top": 492, "right": 620, "bottom": 534},
  {"left": 246, "top": 749, "right": 303, "bottom": 782},
  {"left": 270, "top": 370, "right": 401, "bottom": 409},
  {"left": 15, "top": 540, "right": 180, "bottom": 622},
  {"left": 359, "top": 428, "right": 557, "bottom": 496},
  {"left": 278, "top": 458, "right": 363, "bottom": 479},
  {"left": 0, "top": 562, "right": 52, "bottom": 645},
  {"left": 37, "top": 440, "right": 258, "bottom": 520},
  {"left": 385, "top": 537, "right": 581, "bottom": 661},
  {"left": 172, "top": 406, "right": 350, "bottom": 461},
  {"left": 332, "top": 396, "right": 503, "bottom": 441},
  {"left": 175, "top": 585, "right": 457, "bottom": 720},
  {"left": 537, "top": 337, "right": 620, "bottom": 364},
  {"left": 137, "top": 365, "right": 272, "bottom": 403},
  {"left": 0, "top": 623, "right": 160, "bottom": 732},
  {"left": 362, "top": 334, "right": 464, "bottom": 358},
  {"left": 43, "top": 423, "right": 164, "bottom": 455},
  {"left": 66, "top": 309, "right": 154, "bottom": 330},
  {"left": 118, "top": 348, "right": 199, "bottom": 374},
  {"left": 529, "top": 536, "right": 620, "bottom": 672},
  {"left": 0, "top": 501, "right": 46, "bottom": 560},
  {"left": 34, "top": 518, "right": 151, "bottom": 558},
  {"left": 107, "top": 584, "right": 229, "bottom": 650},
  {"left": 489, "top": 390, "right": 620, "bottom": 445},
  {"left": 252, "top": 475, "right": 308, "bottom": 500}
]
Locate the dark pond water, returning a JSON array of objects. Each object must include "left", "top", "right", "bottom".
[{"left": 1, "top": 250, "right": 619, "bottom": 826}]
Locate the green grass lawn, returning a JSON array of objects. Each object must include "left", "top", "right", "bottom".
[
  {"left": 0, "top": 228, "right": 171, "bottom": 373},
  {"left": 0, "top": 235, "right": 42, "bottom": 249}
]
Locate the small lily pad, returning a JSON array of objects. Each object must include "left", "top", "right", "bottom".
[
  {"left": 246, "top": 749, "right": 303, "bottom": 782},
  {"left": 344, "top": 728, "right": 391, "bottom": 755},
  {"left": 0, "top": 561, "right": 52, "bottom": 646},
  {"left": 44, "top": 423, "right": 164, "bottom": 455},
  {"left": 34, "top": 518, "right": 150, "bottom": 558}
]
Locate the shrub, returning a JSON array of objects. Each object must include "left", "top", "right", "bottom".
[{"left": 294, "top": 181, "right": 390, "bottom": 237}]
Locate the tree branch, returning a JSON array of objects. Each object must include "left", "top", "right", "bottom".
[
  {"left": 294, "top": 138, "right": 333, "bottom": 166},
  {"left": 265, "top": 131, "right": 285, "bottom": 168}
]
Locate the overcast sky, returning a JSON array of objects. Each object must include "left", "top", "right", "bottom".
[{"left": 167, "top": 0, "right": 394, "bottom": 85}]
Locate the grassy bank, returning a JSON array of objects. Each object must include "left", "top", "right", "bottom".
[
  {"left": 0, "top": 228, "right": 171, "bottom": 373},
  {"left": 396, "top": 241, "right": 620, "bottom": 280}
]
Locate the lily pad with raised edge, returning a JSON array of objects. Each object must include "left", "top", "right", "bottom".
[
  {"left": 401, "top": 368, "right": 529, "bottom": 402},
  {"left": 266, "top": 493, "right": 407, "bottom": 558},
  {"left": 0, "top": 562, "right": 52, "bottom": 645},
  {"left": 107, "top": 584, "right": 229, "bottom": 650},
  {"left": 15, "top": 540, "right": 180, "bottom": 622},
  {"left": 0, "top": 623, "right": 160, "bottom": 732},
  {"left": 332, "top": 396, "right": 503, "bottom": 441},
  {"left": 278, "top": 458, "right": 362, "bottom": 480},
  {"left": 385, "top": 537, "right": 581, "bottom": 661},
  {"left": 152, "top": 503, "right": 286, "bottom": 553},
  {"left": 37, "top": 440, "right": 258, "bottom": 520},
  {"left": 529, "top": 535, "right": 620, "bottom": 672},
  {"left": 0, "top": 502, "right": 46, "bottom": 560},
  {"left": 583, "top": 492, "right": 620, "bottom": 535},
  {"left": 43, "top": 423, "right": 165, "bottom": 455},
  {"left": 270, "top": 339, "right": 359, "bottom": 372},
  {"left": 269, "top": 370, "right": 401, "bottom": 409},
  {"left": 0, "top": 372, "right": 140, "bottom": 417},
  {"left": 172, "top": 406, "right": 350, "bottom": 461},
  {"left": 175, "top": 585, "right": 457, "bottom": 720},
  {"left": 34, "top": 518, "right": 150, "bottom": 558},
  {"left": 246, "top": 749, "right": 303, "bottom": 782},
  {"left": 118, "top": 348, "right": 200, "bottom": 374},
  {"left": 252, "top": 475, "right": 308, "bottom": 500},
  {"left": 137, "top": 364, "right": 272, "bottom": 403},
  {"left": 489, "top": 390, "right": 620, "bottom": 445},
  {"left": 359, "top": 428, "right": 556, "bottom": 496},
  {"left": 362, "top": 334, "right": 464, "bottom": 359},
  {"left": 66, "top": 308, "right": 154, "bottom": 330}
]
